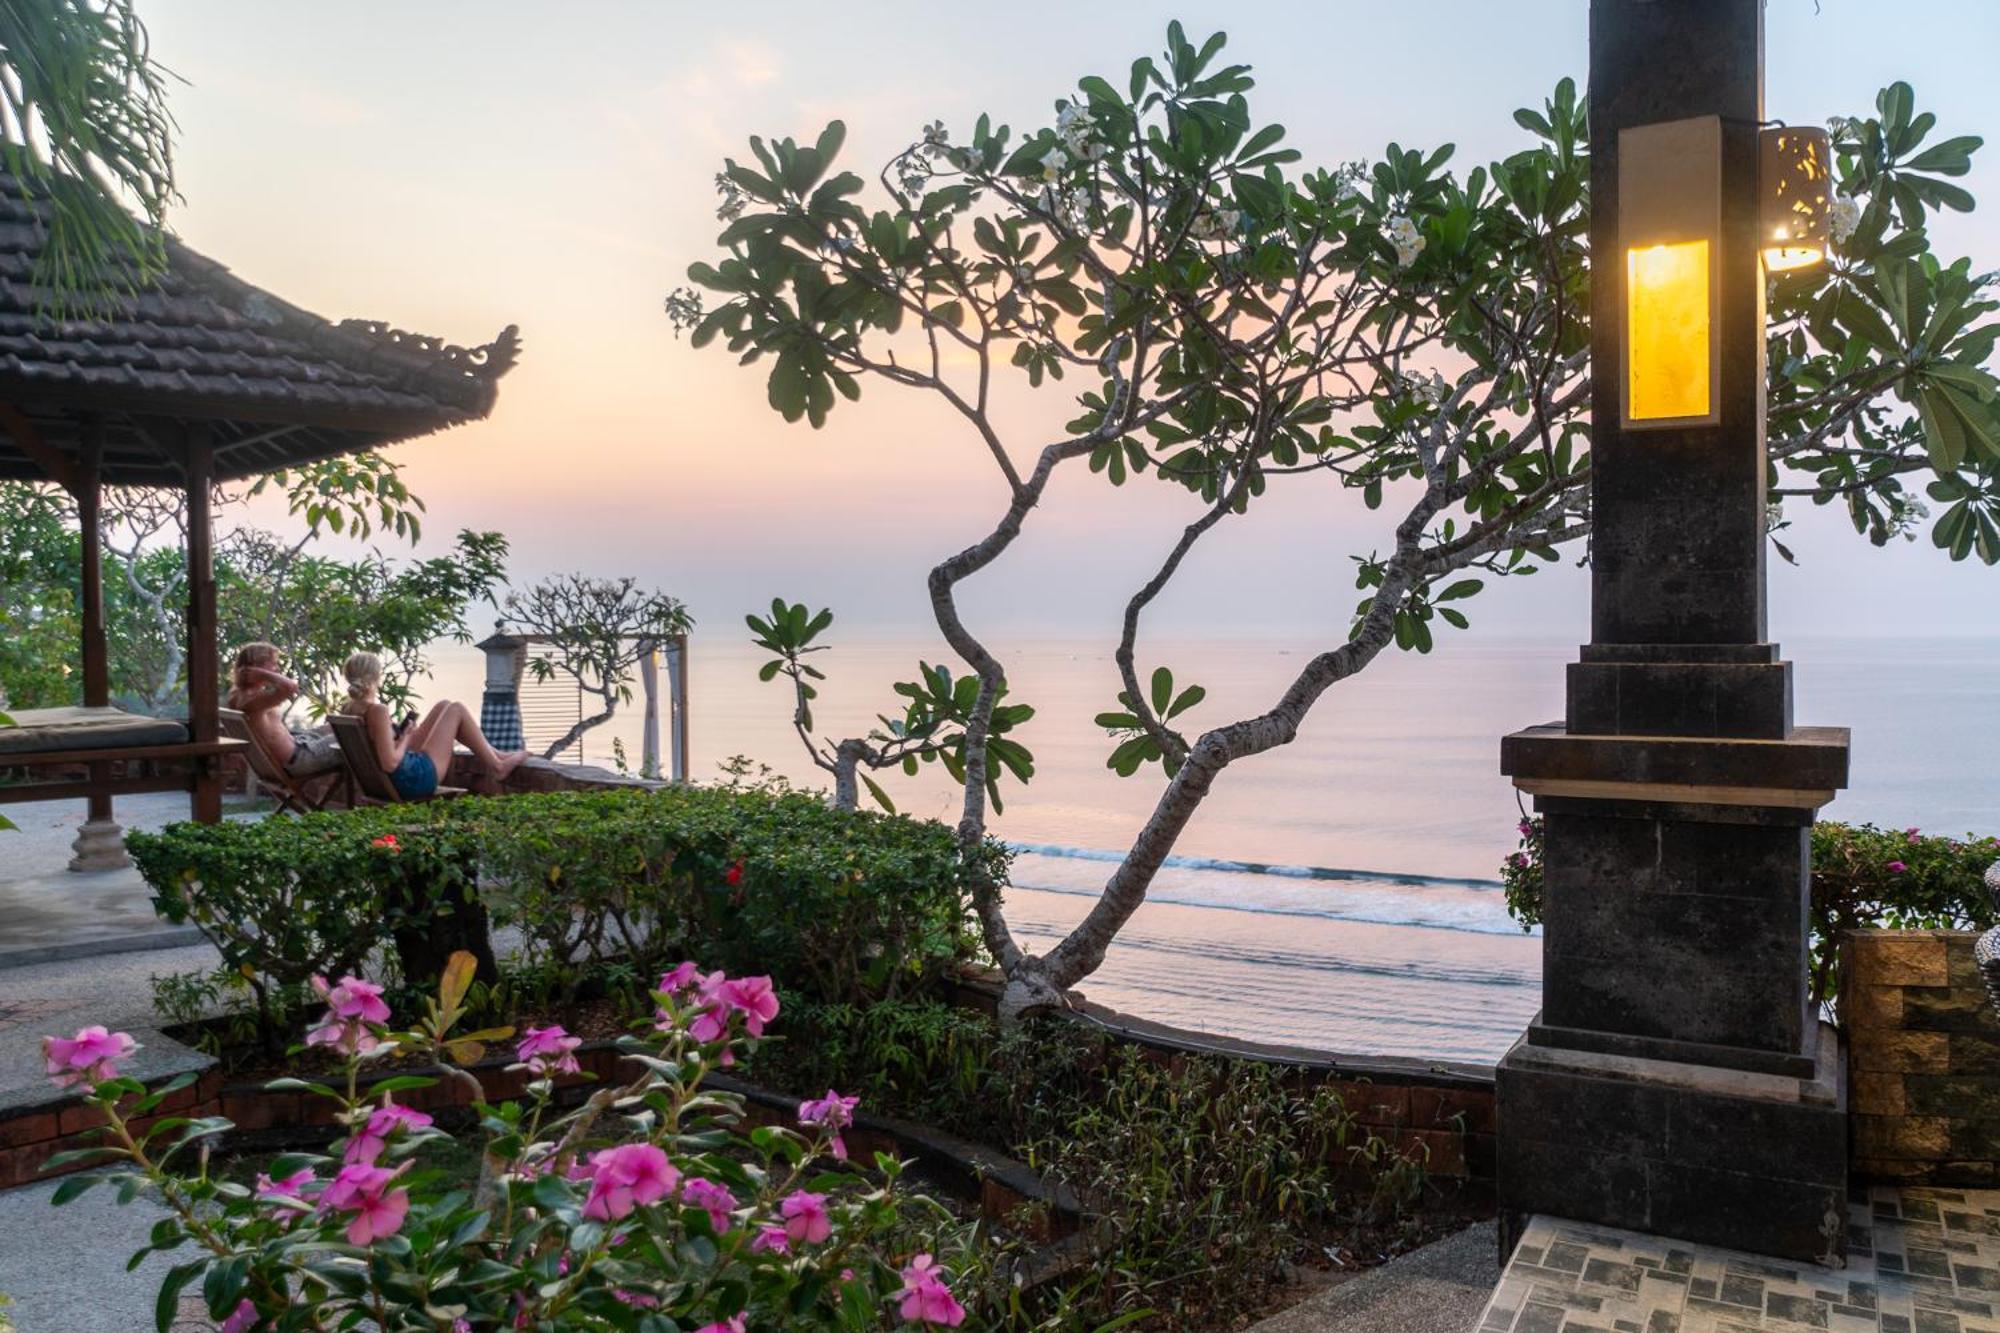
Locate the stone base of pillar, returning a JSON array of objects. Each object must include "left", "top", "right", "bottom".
[
  {"left": 1497, "top": 1022, "right": 1848, "bottom": 1266},
  {"left": 68, "top": 817, "right": 131, "bottom": 872}
]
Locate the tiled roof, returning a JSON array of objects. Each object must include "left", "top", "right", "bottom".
[{"left": 0, "top": 170, "right": 518, "bottom": 485}]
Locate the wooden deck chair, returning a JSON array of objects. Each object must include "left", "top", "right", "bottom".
[
  {"left": 219, "top": 707, "right": 348, "bottom": 814},
  {"left": 327, "top": 712, "right": 468, "bottom": 805}
]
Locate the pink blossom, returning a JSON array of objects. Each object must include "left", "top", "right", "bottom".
[
  {"left": 311, "top": 974, "right": 390, "bottom": 1023},
  {"left": 898, "top": 1254, "right": 967, "bottom": 1327},
  {"left": 41, "top": 1026, "right": 138, "bottom": 1090},
  {"left": 658, "top": 961, "right": 702, "bottom": 994},
  {"left": 517, "top": 1025, "right": 582, "bottom": 1078},
  {"left": 254, "top": 1167, "right": 315, "bottom": 1201},
  {"left": 1888, "top": 860, "right": 1908, "bottom": 874},
  {"left": 305, "top": 1016, "right": 387, "bottom": 1059},
  {"left": 220, "top": 1299, "right": 260, "bottom": 1333},
  {"left": 323, "top": 1164, "right": 409, "bottom": 1245},
  {"left": 613, "top": 1289, "right": 661, "bottom": 1309},
  {"left": 344, "top": 1103, "right": 433, "bottom": 1165},
  {"left": 681, "top": 1177, "right": 737, "bottom": 1232},
  {"left": 751, "top": 1225, "right": 790, "bottom": 1254},
  {"left": 799, "top": 1089, "right": 860, "bottom": 1161},
  {"left": 1905, "top": 826, "right": 1922, "bottom": 843},
  {"left": 694, "top": 1319, "right": 746, "bottom": 1333},
  {"left": 781, "top": 1190, "right": 832, "bottom": 1245},
  {"left": 581, "top": 1144, "right": 679, "bottom": 1222},
  {"left": 722, "top": 976, "right": 780, "bottom": 1037},
  {"left": 1518, "top": 820, "right": 1534, "bottom": 837}
]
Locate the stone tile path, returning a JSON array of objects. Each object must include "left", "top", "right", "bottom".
[{"left": 1478, "top": 1187, "right": 2000, "bottom": 1331}]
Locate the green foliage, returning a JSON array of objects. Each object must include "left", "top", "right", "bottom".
[
  {"left": 130, "top": 786, "right": 1002, "bottom": 1024},
  {"left": 747, "top": 598, "right": 1035, "bottom": 813},
  {"left": 1095, "top": 665, "right": 1207, "bottom": 777},
  {"left": 1500, "top": 817, "right": 2000, "bottom": 1006},
  {"left": 0, "top": 0, "right": 178, "bottom": 309},
  {"left": 507, "top": 573, "right": 692, "bottom": 763}
]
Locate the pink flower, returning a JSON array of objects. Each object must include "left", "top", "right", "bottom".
[
  {"left": 752, "top": 1225, "right": 790, "bottom": 1254},
  {"left": 581, "top": 1143, "right": 679, "bottom": 1222},
  {"left": 42, "top": 1025, "right": 138, "bottom": 1090},
  {"left": 323, "top": 1164, "right": 409, "bottom": 1245},
  {"left": 311, "top": 974, "right": 390, "bottom": 1023},
  {"left": 306, "top": 1016, "right": 387, "bottom": 1059},
  {"left": 898, "top": 1254, "right": 967, "bottom": 1326},
  {"left": 722, "top": 976, "right": 780, "bottom": 1037},
  {"left": 781, "top": 1190, "right": 831, "bottom": 1245},
  {"left": 799, "top": 1089, "right": 860, "bottom": 1161},
  {"left": 1888, "top": 860, "right": 1908, "bottom": 874},
  {"left": 681, "top": 1177, "right": 737, "bottom": 1233},
  {"left": 1905, "top": 826, "right": 1922, "bottom": 843},
  {"left": 517, "top": 1024, "right": 582, "bottom": 1078},
  {"left": 658, "top": 961, "right": 702, "bottom": 994},
  {"left": 694, "top": 1319, "right": 746, "bottom": 1333},
  {"left": 344, "top": 1103, "right": 433, "bottom": 1165},
  {"left": 371, "top": 833, "right": 400, "bottom": 851},
  {"left": 1518, "top": 820, "right": 1534, "bottom": 837},
  {"left": 220, "top": 1299, "right": 260, "bottom": 1333},
  {"left": 254, "top": 1167, "right": 315, "bottom": 1200}
]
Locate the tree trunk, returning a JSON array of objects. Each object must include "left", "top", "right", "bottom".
[{"left": 830, "top": 739, "right": 866, "bottom": 810}]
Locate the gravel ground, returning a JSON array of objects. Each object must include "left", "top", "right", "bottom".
[{"left": 1248, "top": 1220, "right": 1499, "bottom": 1333}]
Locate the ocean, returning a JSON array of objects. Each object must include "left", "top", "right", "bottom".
[{"left": 419, "top": 634, "right": 2000, "bottom": 1065}]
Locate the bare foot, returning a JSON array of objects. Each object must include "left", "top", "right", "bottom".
[{"left": 493, "top": 750, "right": 529, "bottom": 781}]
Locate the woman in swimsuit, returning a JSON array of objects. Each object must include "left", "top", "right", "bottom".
[{"left": 339, "top": 651, "right": 526, "bottom": 798}]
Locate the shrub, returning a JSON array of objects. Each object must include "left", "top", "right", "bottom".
[
  {"left": 1501, "top": 817, "right": 2000, "bottom": 1006},
  {"left": 42, "top": 956, "right": 984, "bottom": 1330},
  {"left": 131, "top": 787, "right": 1001, "bottom": 1033}
]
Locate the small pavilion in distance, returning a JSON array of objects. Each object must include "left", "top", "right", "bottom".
[{"left": 0, "top": 169, "right": 518, "bottom": 868}]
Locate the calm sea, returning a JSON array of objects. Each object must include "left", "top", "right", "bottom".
[{"left": 420, "top": 634, "right": 2000, "bottom": 1064}]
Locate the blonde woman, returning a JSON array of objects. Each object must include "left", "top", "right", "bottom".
[{"left": 340, "top": 652, "right": 526, "bottom": 798}]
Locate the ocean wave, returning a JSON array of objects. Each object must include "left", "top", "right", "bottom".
[
  {"left": 1007, "top": 846, "right": 1537, "bottom": 939},
  {"left": 1007, "top": 841, "right": 1505, "bottom": 889}
]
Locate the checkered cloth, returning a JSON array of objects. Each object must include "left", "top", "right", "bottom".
[{"left": 481, "top": 689, "right": 524, "bottom": 751}]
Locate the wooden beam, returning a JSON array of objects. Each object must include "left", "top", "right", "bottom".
[
  {"left": 0, "top": 401, "right": 80, "bottom": 492},
  {"left": 184, "top": 425, "right": 222, "bottom": 822}
]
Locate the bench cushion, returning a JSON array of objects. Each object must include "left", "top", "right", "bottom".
[{"left": 0, "top": 706, "right": 190, "bottom": 755}]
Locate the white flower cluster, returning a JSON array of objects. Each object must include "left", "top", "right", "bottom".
[
  {"left": 662, "top": 286, "right": 703, "bottom": 336},
  {"left": 1057, "top": 102, "right": 1108, "bottom": 163},
  {"left": 1830, "top": 193, "right": 1863, "bottom": 247},
  {"left": 921, "top": 121, "right": 950, "bottom": 158},
  {"left": 1189, "top": 207, "right": 1244, "bottom": 242},
  {"left": 1045, "top": 185, "right": 1094, "bottom": 230},
  {"left": 715, "top": 173, "right": 747, "bottom": 223},
  {"left": 1386, "top": 214, "right": 1425, "bottom": 267},
  {"left": 1397, "top": 369, "right": 1449, "bottom": 407},
  {"left": 1039, "top": 145, "right": 1071, "bottom": 182},
  {"left": 1331, "top": 162, "right": 1368, "bottom": 206}
]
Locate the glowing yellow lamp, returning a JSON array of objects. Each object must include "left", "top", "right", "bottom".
[
  {"left": 1759, "top": 125, "right": 1832, "bottom": 272},
  {"left": 1619, "top": 116, "right": 1722, "bottom": 428}
]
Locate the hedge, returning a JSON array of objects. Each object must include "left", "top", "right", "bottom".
[{"left": 130, "top": 786, "right": 1002, "bottom": 1020}]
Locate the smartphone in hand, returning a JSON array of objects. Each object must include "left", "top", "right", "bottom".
[{"left": 394, "top": 711, "right": 417, "bottom": 738}]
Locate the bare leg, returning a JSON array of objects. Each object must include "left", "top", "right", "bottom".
[
  {"left": 421, "top": 701, "right": 525, "bottom": 778},
  {"left": 407, "top": 700, "right": 455, "bottom": 751}
]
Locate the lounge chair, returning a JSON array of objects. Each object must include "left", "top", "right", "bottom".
[
  {"left": 219, "top": 707, "right": 348, "bottom": 814},
  {"left": 327, "top": 712, "right": 467, "bottom": 805}
]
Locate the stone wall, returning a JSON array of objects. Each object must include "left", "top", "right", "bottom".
[{"left": 1845, "top": 929, "right": 2000, "bottom": 1185}]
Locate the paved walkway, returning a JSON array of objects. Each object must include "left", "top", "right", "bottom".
[
  {"left": 1478, "top": 1187, "right": 2000, "bottom": 1331},
  {"left": 1250, "top": 1222, "right": 1499, "bottom": 1332}
]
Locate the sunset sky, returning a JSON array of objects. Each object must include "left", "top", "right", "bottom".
[{"left": 141, "top": 0, "right": 2000, "bottom": 643}]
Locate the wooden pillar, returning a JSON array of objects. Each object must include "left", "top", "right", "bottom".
[
  {"left": 185, "top": 426, "right": 222, "bottom": 822},
  {"left": 67, "top": 416, "right": 130, "bottom": 870}
]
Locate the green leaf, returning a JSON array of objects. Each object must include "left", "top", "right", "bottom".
[
  {"left": 860, "top": 774, "right": 897, "bottom": 815},
  {"left": 1149, "top": 666, "right": 1173, "bottom": 715}
]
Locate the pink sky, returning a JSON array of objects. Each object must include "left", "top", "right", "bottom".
[{"left": 141, "top": 1, "right": 2000, "bottom": 641}]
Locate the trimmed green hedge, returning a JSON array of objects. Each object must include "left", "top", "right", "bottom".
[{"left": 130, "top": 787, "right": 1001, "bottom": 1013}]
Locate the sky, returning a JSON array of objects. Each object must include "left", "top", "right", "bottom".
[{"left": 138, "top": 0, "right": 2000, "bottom": 644}]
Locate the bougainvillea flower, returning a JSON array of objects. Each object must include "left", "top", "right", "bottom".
[
  {"left": 42, "top": 1026, "right": 138, "bottom": 1090},
  {"left": 1888, "top": 860, "right": 1908, "bottom": 874},
  {"left": 580, "top": 1144, "right": 679, "bottom": 1222},
  {"left": 681, "top": 1177, "right": 737, "bottom": 1233},
  {"left": 724, "top": 859, "right": 745, "bottom": 887},
  {"left": 898, "top": 1254, "right": 967, "bottom": 1326},
  {"left": 344, "top": 1103, "right": 434, "bottom": 1165},
  {"left": 780, "top": 1190, "right": 832, "bottom": 1245},
  {"left": 721, "top": 976, "right": 780, "bottom": 1036},
  {"left": 517, "top": 1024, "right": 582, "bottom": 1078}
]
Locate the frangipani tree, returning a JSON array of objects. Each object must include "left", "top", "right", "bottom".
[{"left": 671, "top": 26, "right": 1999, "bottom": 1017}]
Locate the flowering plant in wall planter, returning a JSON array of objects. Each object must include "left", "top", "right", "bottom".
[{"left": 40, "top": 952, "right": 976, "bottom": 1330}]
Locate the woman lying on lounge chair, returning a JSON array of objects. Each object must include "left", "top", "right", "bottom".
[
  {"left": 338, "top": 651, "right": 526, "bottom": 800},
  {"left": 227, "top": 641, "right": 342, "bottom": 778}
]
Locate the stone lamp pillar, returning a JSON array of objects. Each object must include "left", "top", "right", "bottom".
[
  {"left": 1496, "top": 0, "right": 1852, "bottom": 1265},
  {"left": 476, "top": 627, "right": 526, "bottom": 753}
]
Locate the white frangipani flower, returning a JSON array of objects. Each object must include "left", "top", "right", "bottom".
[
  {"left": 1385, "top": 213, "right": 1426, "bottom": 267},
  {"left": 1830, "top": 193, "right": 1863, "bottom": 247},
  {"left": 1040, "top": 145, "right": 1071, "bottom": 182},
  {"left": 715, "top": 173, "right": 748, "bottom": 223}
]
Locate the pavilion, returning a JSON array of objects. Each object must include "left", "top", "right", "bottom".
[{"left": 0, "top": 169, "right": 518, "bottom": 868}]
